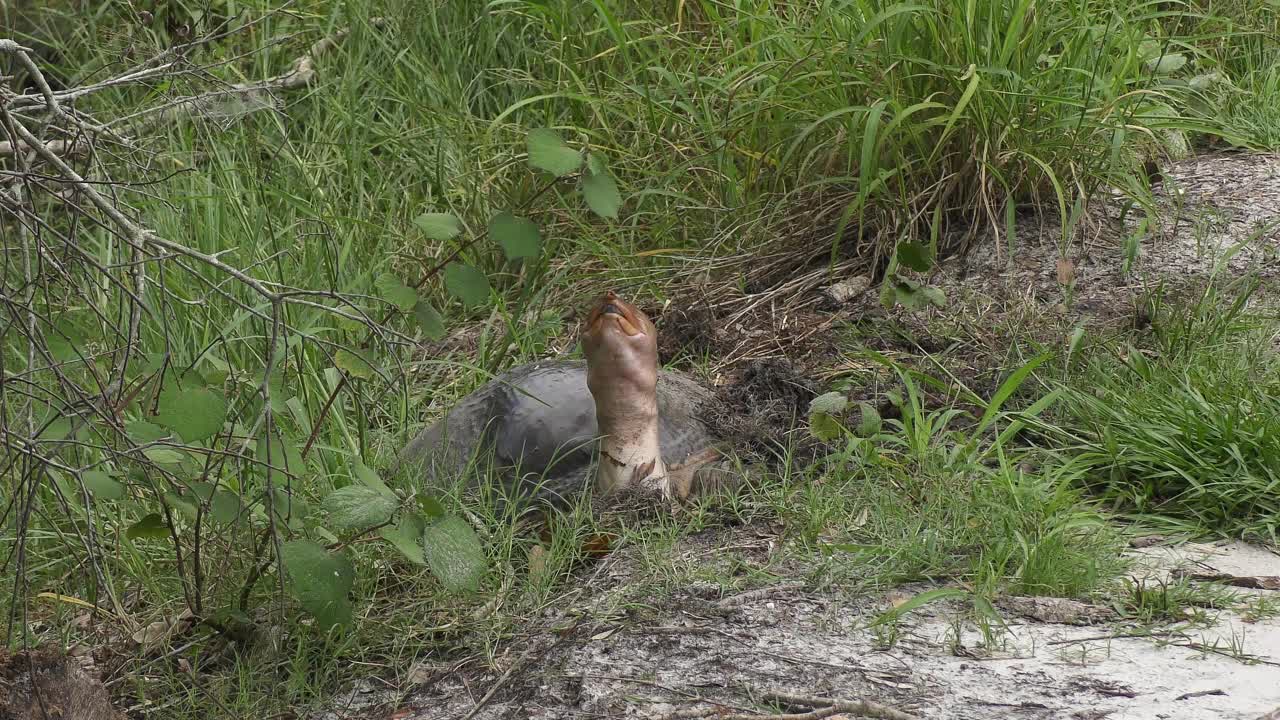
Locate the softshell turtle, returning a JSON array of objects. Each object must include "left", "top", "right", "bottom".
[{"left": 395, "top": 291, "right": 729, "bottom": 505}]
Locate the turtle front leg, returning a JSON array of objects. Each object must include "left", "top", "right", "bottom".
[{"left": 596, "top": 449, "right": 673, "bottom": 500}]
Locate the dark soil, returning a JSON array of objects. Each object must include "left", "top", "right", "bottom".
[
  {"left": 702, "top": 358, "right": 821, "bottom": 464},
  {"left": 0, "top": 647, "right": 123, "bottom": 720}
]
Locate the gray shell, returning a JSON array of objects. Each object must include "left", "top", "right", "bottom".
[{"left": 394, "top": 359, "right": 716, "bottom": 503}]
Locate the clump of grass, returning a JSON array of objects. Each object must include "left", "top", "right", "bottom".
[
  {"left": 1050, "top": 278, "right": 1280, "bottom": 542},
  {"left": 760, "top": 361, "right": 1127, "bottom": 600}
]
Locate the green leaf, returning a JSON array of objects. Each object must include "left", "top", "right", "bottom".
[
  {"left": 375, "top": 273, "right": 419, "bottom": 311},
  {"left": 127, "top": 421, "right": 169, "bottom": 444},
  {"left": 414, "top": 301, "right": 446, "bottom": 341},
  {"left": 857, "top": 402, "right": 882, "bottom": 437},
  {"left": 38, "top": 418, "right": 73, "bottom": 441},
  {"left": 443, "top": 263, "right": 490, "bottom": 309},
  {"left": 526, "top": 128, "right": 581, "bottom": 177},
  {"left": 581, "top": 153, "right": 621, "bottom": 219},
  {"left": 143, "top": 447, "right": 187, "bottom": 465},
  {"left": 808, "top": 392, "right": 849, "bottom": 442},
  {"left": 422, "top": 515, "right": 487, "bottom": 593},
  {"left": 209, "top": 492, "right": 243, "bottom": 524},
  {"left": 268, "top": 488, "right": 312, "bottom": 530},
  {"left": 164, "top": 491, "right": 199, "bottom": 521},
  {"left": 896, "top": 241, "right": 933, "bottom": 272},
  {"left": 353, "top": 462, "right": 399, "bottom": 503},
  {"left": 281, "top": 540, "right": 355, "bottom": 630},
  {"left": 586, "top": 152, "right": 608, "bottom": 176},
  {"left": 81, "top": 471, "right": 125, "bottom": 500},
  {"left": 412, "top": 212, "right": 462, "bottom": 241},
  {"left": 893, "top": 281, "right": 927, "bottom": 310},
  {"left": 335, "top": 348, "right": 379, "bottom": 380},
  {"left": 323, "top": 485, "right": 398, "bottom": 532},
  {"left": 154, "top": 385, "right": 227, "bottom": 442},
  {"left": 808, "top": 391, "right": 848, "bottom": 416},
  {"left": 489, "top": 212, "right": 542, "bottom": 260},
  {"left": 201, "top": 357, "right": 231, "bottom": 386},
  {"left": 419, "top": 494, "right": 446, "bottom": 519},
  {"left": 126, "top": 513, "right": 170, "bottom": 540},
  {"left": 1146, "top": 53, "right": 1187, "bottom": 75},
  {"left": 809, "top": 414, "right": 843, "bottom": 442},
  {"left": 189, "top": 481, "right": 217, "bottom": 501},
  {"left": 920, "top": 285, "right": 947, "bottom": 308},
  {"left": 256, "top": 433, "right": 305, "bottom": 484},
  {"left": 378, "top": 512, "right": 427, "bottom": 565}
]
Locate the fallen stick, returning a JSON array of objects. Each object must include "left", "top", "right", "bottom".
[{"left": 663, "top": 687, "right": 920, "bottom": 720}]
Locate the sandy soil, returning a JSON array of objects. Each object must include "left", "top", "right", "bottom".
[{"left": 315, "top": 533, "right": 1280, "bottom": 720}]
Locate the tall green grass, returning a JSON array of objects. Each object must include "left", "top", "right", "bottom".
[{"left": 1049, "top": 279, "right": 1280, "bottom": 542}]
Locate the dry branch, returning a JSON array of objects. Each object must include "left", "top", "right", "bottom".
[{"left": 0, "top": 17, "right": 386, "bottom": 157}]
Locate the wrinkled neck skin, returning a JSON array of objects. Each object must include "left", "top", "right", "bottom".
[{"left": 593, "top": 388, "right": 668, "bottom": 497}]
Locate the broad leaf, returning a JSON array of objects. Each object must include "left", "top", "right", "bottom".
[
  {"left": 581, "top": 153, "right": 621, "bottom": 219},
  {"left": 268, "top": 488, "right": 312, "bottom": 530},
  {"left": 490, "top": 212, "right": 541, "bottom": 260},
  {"left": 808, "top": 391, "right": 849, "bottom": 442},
  {"left": 256, "top": 433, "right": 305, "bottom": 484},
  {"left": 127, "top": 421, "right": 169, "bottom": 444},
  {"left": 323, "top": 485, "right": 397, "bottom": 532},
  {"left": 443, "top": 263, "right": 490, "bottom": 309},
  {"left": 413, "top": 212, "right": 462, "bottom": 240},
  {"left": 143, "top": 447, "right": 187, "bottom": 465},
  {"left": 414, "top": 301, "right": 446, "bottom": 341},
  {"left": 857, "top": 401, "right": 882, "bottom": 437},
  {"left": 896, "top": 241, "right": 934, "bottom": 272},
  {"left": 582, "top": 170, "right": 621, "bottom": 220},
  {"left": 163, "top": 491, "right": 198, "bottom": 521},
  {"left": 920, "top": 285, "right": 947, "bottom": 308},
  {"left": 527, "top": 129, "right": 581, "bottom": 177},
  {"left": 422, "top": 516, "right": 487, "bottom": 593},
  {"left": 1146, "top": 53, "right": 1187, "bottom": 75},
  {"left": 353, "top": 462, "right": 399, "bottom": 503},
  {"left": 126, "top": 513, "right": 170, "bottom": 540},
  {"left": 809, "top": 392, "right": 847, "bottom": 416},
  {"left": 155, "top": 385, "right": 227, "bottom": 442},
  {"left": 209, "top": 491, "right": 243, "bottom": 524},
  {"left": 335, "top": 348, "right": 379, "bottom": 380},
  {"left": 378, "top": 512, "right": 427, "bottom": 565},
  {"left": 419, "top": 494, "right": 446, "bottom": 519},
  {"left": 281, "top": 540, "right": 355, "bottom": 630},
  {"left": 80, "top": 471, "right": 125, "bottom": 500},
  {"left": 375, "top": 273, "right": 419, "bottom": 311}
]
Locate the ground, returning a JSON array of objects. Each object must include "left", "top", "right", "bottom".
[
  {"left": 307, "top": 152, "right": 1280, "bottom": 720},
  {"left": 324, "top": 534, "right": 1280, "bottom": 720}
]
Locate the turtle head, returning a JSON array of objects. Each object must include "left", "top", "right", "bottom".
[
  {"left": 582, "top": 290, "right": 667, "bottom": 497},
  {"left": 582, "top": 290, "right": 659, "bottom": 401}
]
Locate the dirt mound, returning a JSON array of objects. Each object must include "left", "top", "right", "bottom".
[
  {"left": 0, "top": 648, "right": 123, "bottom": 720},
  {"left": 702, "top": 358, "right": 821, "bottom": 463}
]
